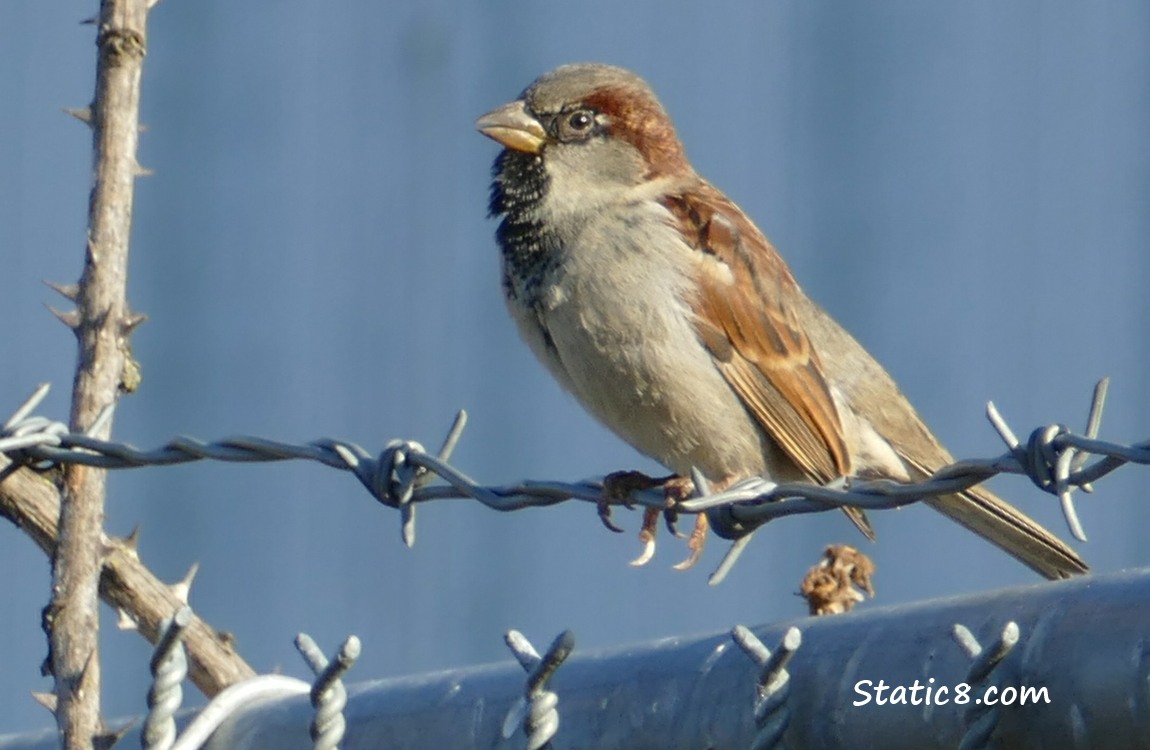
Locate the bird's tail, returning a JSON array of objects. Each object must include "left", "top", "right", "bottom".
[{"left": 923, "top": 484, "right": 1088, "bottom": 579}]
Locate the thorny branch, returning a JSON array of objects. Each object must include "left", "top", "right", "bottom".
[
  {"left": 3, "top": 379, "right": 1144, "bottom": 585},
  {"left": 0, "top": 3, "right": 258, "bottom": 711},
  {"left": 46, "top": 0, "right": 152, "bottom": 746}
]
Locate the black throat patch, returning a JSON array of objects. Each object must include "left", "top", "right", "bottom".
[{"left": 489, "top": 150, "right": 563, "bottom": 306}]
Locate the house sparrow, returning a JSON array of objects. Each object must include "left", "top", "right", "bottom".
[{"left": 477, "top": 63, "right": 1087, "bottom": 579}]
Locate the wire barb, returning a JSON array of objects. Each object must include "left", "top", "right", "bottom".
[
  {"left": 732, "top": 625, "right": 801, "bottom": 750},
  {"left": 295, "top": 632, "right": 362, "bottom": 750},
  {"left": 952, "top": 621, "right": 1020, "bottom": 750},
  {"left": 503, "top": 629, "right": 574, "bottom": 750},
  {"left": 142, "top": 607, "right": 193, "bottom": 750}
]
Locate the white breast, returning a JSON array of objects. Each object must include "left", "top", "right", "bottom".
[{"left": 505, "top": 197, "right": 776, "bottom": 480}]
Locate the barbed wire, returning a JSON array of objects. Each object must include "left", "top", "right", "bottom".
[{"left": 3, "top": 380, "right": 1149, "bottom": 581}]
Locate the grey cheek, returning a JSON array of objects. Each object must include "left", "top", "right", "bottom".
[{"left": 547, "top": 140, "right": 646, "bottom": 193}]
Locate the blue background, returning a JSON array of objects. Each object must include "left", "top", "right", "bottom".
[{"left": 1, "top": 0, "right": 1147, "bottom": 735}]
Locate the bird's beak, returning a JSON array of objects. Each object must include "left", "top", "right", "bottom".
[{"left": 476, "top": 100, "right": 547, "bottom": 154}]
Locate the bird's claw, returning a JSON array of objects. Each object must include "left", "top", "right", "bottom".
[
  {"left": 596, "top": 497, "right": 626, "bottom": 534},
  {"left": 629, "top": 507, "right": 661, "bottom": 566},
  {"left": 602, "top": 471, "right": 709, "bottom": 568},
  {"left": 672, "top": 513, "right": 710, "bottom": 571}
]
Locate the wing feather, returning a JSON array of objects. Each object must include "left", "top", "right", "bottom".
[{"left": 664, "top": 185, "right": 874, "bottom": 539}]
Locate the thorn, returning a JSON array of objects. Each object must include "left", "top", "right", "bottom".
[
  {"left": 80, "top": 14, "right": 97, "bottom": 24},
  {"left": 147, "top": 0, "right": 164, "bottom": 10},
  {"left": 134, "top": 161, "right": 154, "bottom": 177},
  {"left": 46, "top": 305, "right": 81, "bottom": 330},
  {"left": 170, "top": 561, "right": 200, "bottom": 605},
  {"left": 31, "top": 691, "right": 57, "bottom": 715},
  {"left": 121, "top": 311, "right": 148, "bottom": 333},
  {"left": 63, "top": 106, "right": 93, "bottom": 125},
  {"left": 44, "top": 280, "right": 80, "bottom": 301},
  {"left": 116, "top": 608, "right": 138, "bottom": 632},
  {"left": 101, "top": 529, "right": 132, "bottom": 560},
  {"left": 123, "top": 524, "right": 141, "bottom": 555},
  {"left": 95, "top": 720, "right": 135, "bottom": 750}
]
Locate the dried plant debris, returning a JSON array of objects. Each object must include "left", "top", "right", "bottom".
[{"left": 800, "top": 544, "right": 876, "bottom": 616}]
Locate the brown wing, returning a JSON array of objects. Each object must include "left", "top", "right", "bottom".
[{"left": 663, "top": 183, "right": 874, "bottom": 539}]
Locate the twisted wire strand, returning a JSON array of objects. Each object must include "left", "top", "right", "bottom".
[
  {"left": 142, "top": 607, "right": 192, "bottom": 750},
  {"left": 295, "top": 633, "right": 362, "bottom": 750},
  {"left": 502, "top": 630, "right": 574, "bottom": 750},
  {"left": 3, "top": 380, "right": 1144, "bottom": 570},
  {"left": 732, "top": 626, "right": 801, "bottom": 750},
  {"left": 952, "top": 622, "right": 1020, "bottom": 750}
]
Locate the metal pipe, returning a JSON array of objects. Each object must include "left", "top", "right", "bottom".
[{"left": 1, "top": 568, "right": 1146, "bottom": 749}]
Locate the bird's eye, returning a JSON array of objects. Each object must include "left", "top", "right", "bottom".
[
  {"left": 568, "top": 111, "right": 592, "bottom": 130},
  {"left": 556, "top": 109, "right": 597, "bottom": 141}
]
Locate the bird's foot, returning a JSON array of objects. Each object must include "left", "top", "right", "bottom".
[
  {"left": 597, "top": 469, "right": 662, "bottom": 533},
  {"left": 600, "top": 472, "right": 702, "bottom": 568},
  {"left": 601, "top": 471, "right": 702, "bottom": 566}
]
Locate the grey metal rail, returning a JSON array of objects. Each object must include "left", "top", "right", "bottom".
[{"left": 3, "top": 566, "right": 1146, "bottom": 749}]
